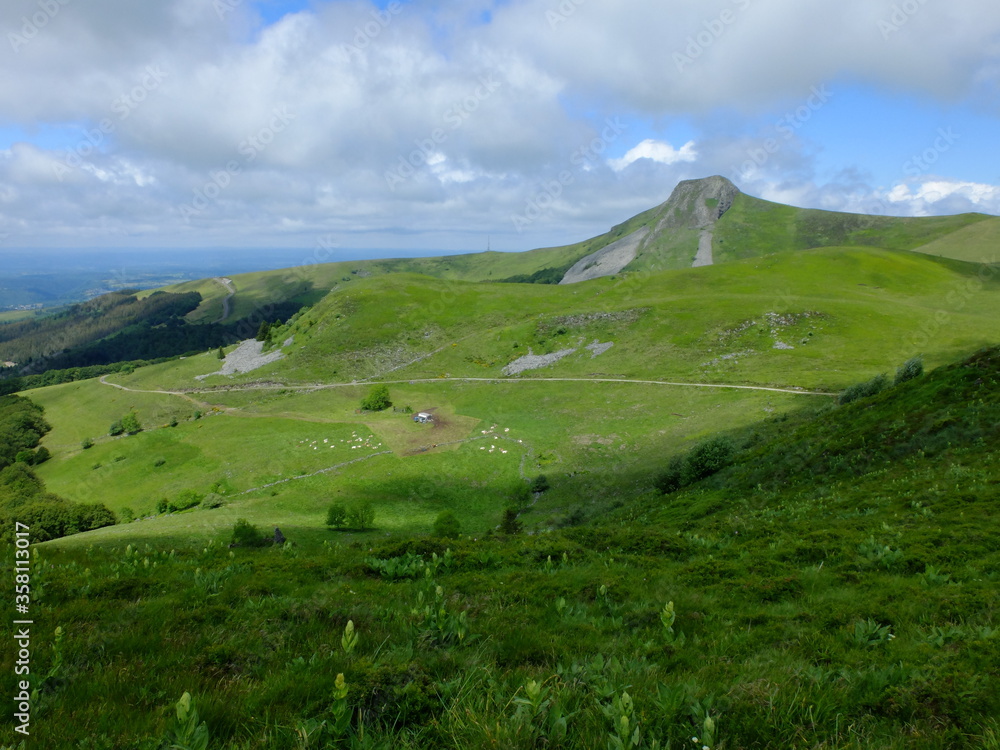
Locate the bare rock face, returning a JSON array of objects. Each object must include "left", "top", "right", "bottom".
[
  {"left": 559, "top": 227, "right": 649, "bottom": 285},
  {"left": 558, "top": 176, "right": 741, "bottom": 283},
  {"left": 653, "top": 175, "right": 740, "bottom": 233}
]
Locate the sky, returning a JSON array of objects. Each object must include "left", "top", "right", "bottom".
[{"left": 1, "top": 0, "right": 999, "bottom": 259}]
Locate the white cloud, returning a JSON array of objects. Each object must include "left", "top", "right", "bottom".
[
  {"left": 884, "top": 179, "right": 1000, "bottom": 216},
  {"left": 0, "top": 0, "right": 997, "bottom": 250},
  {"left": 608, "top": 139, "right": 698, "bottom": 172}
]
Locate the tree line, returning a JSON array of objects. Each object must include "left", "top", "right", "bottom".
[{"left": 0, "top": 395, "right": 116, "bottom": 542}]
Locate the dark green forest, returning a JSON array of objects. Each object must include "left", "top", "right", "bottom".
[
  {"left": 0, "top": 395, "right": 116, "bottom": 542},
  {"left": 0, "top": 290, "right": 304, "bottom": 386}
]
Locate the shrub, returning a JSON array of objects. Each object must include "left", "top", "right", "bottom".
[
  {"left": 839, "top": 373, "right": 890, "bottom": 405},
  {"left": 168, "top": 490, "right": 203, "bottom": 513},
  {"left": 203, "top": 493, "right": 226, "bottom": 509},
  {"left": 231, "top": 519, "right": 266, "bottom": 548},
  {"left": 654, "top": 455, "right": 685, "bottom": 494},
  {"left": 326, "top": 503, "right": 349, "bottom": 529},
  {"left": 508, "top": 482, "right": 532, "bottom": 510},
  {"left": 894, "top": 355, "right": 924, "bottom": 385},
  {"left": 360, "top": 384, "right": 392, "bottom": 412},
  {"left": 530, "top": 475, "right": 550, "bottom": 493},
  {"left": 433, "top": 510, "right": 461, "bottom": 539},
  {"left": 81, "top": 437, "right": 94, "bottom": 450},
  {"left": 500, "top": 508, "right": 522, "bottom": 535},
  {"left": 108, "top": 420, "right": 124, "bottom": 436},
  {"left": 156, "top": 498, "right": 169, "bottom": 514},
  {"left": 120, "top": 412, "right": 142, "bottom": 435},
  {"left": 681, "top": 436, "right": 736, "bottom": 485},
  {"left": 119, "top": 507, "right": 135, "bottom": 523},
  {"left": 349, "top": 503, "right": 376, "bottom": 531}
]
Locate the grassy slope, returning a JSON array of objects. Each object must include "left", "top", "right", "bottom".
[
  {"left": 161, "top": 247, "right": 1000, "bottom": 393},
  {"left": 146, "top": 193, "right": 994, "bottom": 328},
  {"left": 26, "top": 242, "right": 1000, "bottom": 553},
  {"left": 10, "top": 347, "right": 1000, "bottom": 749},
  {"left": 910, "top": 216, "right": 1000, "bottom": 263},
  {"left": 712, "top": 193, "right": 990, "bottom": 262},
  {"left": 33, "top": 372, "right": 805, "bottom": 546}
]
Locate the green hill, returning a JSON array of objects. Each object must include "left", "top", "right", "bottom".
[
  {"left": 11, "top": 344, "right": 1000, "bottom": 748},
  {"left": 3, "top": 176, "right": 1000, "bottom": 748}
]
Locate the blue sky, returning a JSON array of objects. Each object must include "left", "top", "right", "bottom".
[{"left": 0, "top": 0, "right": 998, "bottom": 255}]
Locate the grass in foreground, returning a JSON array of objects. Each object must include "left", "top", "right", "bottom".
[{"left": 3, "top": 346, "right": 998, "bottom": 748}]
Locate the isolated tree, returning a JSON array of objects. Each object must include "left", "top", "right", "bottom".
[
  {"left": 360, "top": 384, "right": 392, "bottom": 412},
  {"left": 326, "top": 503, "right": 348, "bottom": 529},
  {"left": 348, "top": 503, "right": 376, "bottom": 531},
  {"left": 216, "top": 346, "right": 225, "bottom": 360},
  {"left": 120, "top": 411, "right": 142, "bottom": 435}
]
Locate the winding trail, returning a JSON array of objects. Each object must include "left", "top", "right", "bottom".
[
  {"left": 212, "top": 277, "right": 236, "bottom": 324},
  {"left": 100, "top": 374, "right": 836, "bottom": 398}
]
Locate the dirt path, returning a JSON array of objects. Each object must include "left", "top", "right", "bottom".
[
  {"left": 100, "top": 374, "right": 836, "bottom": 398},
  {"left": 212, "top": 277, "right": 236, "bottom": 324}
]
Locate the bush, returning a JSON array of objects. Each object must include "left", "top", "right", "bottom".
[
  {"left": 530, "top": 475, "right": 550, "bottom": 493},
  {"left": 231, "top": 518, "right": 266, "bottom": 548},
  {"left": 839, "top": 373, "right": 890, "bottom": 405},
  {"left": 349, "top": 503, "right": 376, "bottom": 531},
  {"left": 119, "top": 507, "right": 135, "bottom": 523},
  {"left": 500, "top": 508, "right": 522, "bottom": 535},
  {"left": 680, "top": 436, "right": 736, "bottom": 485},
  {"left": 360, "top": 384, "right": 392, "bottom": 412},
  {"left": 326, "top": 503, "right": 348, "bottom": 529},
  {"left": 654, "top": 455, "right": 685, "bottom": 494},
  {"left": 81, "top": 437, "right": 94, "bottom": 450},
  {"left": 120, "top": 412, "right": 142, "bottom": 435},
  {"left": 894, "top": 356, "right": 924, "bottom": 385},
  {"left": 156, "top": 498, "right": 169, "bottom": 514},
  {"left": 168, "top": 490, "right": 203, "bottom": 513},
  {"left": 110, "top": 411, "right": 142, "bottom": 436},
  {"left": 433, "top": 510, "right": 461, "bottom": 539},
  {"left": 508, "top": 482, "right": 532, "bottom": 510}
]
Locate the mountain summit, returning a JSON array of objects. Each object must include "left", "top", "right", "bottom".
[{"left": 559, "top": 175, "right": 740, "bottom": 283}]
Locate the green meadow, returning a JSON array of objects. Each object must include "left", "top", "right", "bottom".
[{"left": 3, "top": 182, "right": 999, "bottom": 748}]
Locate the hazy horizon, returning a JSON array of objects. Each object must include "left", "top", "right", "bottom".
[{"left": 1, "top": 1, "right": 999, "bottom": 255}]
